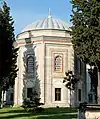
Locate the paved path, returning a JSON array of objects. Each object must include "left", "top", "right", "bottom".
[{"left": 34, "top": 112, "right": 77, "bottom": 117}]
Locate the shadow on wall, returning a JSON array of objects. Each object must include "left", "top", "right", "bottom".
[{"left": 22, "top": 38, "right": 41, "bottom": 104}]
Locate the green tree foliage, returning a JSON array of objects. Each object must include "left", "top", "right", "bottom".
[
  {"left": 70, "top": 0, "right": 100, "bottom": 69},
  {"left": 63, "top": 70, "right": 79, "bottom": 90},
  {"left": 0, "top": 2, "right": 18, "bottom": 101},
  {"left": 23, "top": 90, "right": 44, "bottom": 112}
]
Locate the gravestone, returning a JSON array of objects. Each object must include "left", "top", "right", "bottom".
[
  {"left": 78, "top": 103, "right": 100, "bottom": 119},
  {"left": 85, "top": 104, "right": 100, "bottom": 119}
]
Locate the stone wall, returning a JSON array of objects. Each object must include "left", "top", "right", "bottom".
[
  {"left": 78, "top": 104, "right": 100, "bottom": 119},
  {"left": 85, "top": 110, "right": 100, "bottom": 119},
  {"left": 85, "top": 105, "right": 100, "bottom": 119}
]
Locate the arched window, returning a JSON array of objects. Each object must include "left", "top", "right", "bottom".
[
  {"left": 54, "top": 55, "right": 63, "bottom": 72},
  {"left": 26, "top": 56, "right": 34, "bottom": 73}
]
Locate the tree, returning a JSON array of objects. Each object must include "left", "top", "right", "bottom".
[
  {"left": 63, "top": 71, "right": 79, "bottom": 90},
  {"left": 0, "top": 1, "right": 18, "bottom": 106},
  {"left": 23, "top": 89, "right": 44, "bottom": 112},
  {"left": 63, "top": 70, "right": 79, "bottom": 111},
  {"left": 70, "top": 0, "right": 100, "bottom": 103}
]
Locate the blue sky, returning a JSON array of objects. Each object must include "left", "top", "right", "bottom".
[{"left": 5, "top": 0, "right": 72, "bottom": 35}]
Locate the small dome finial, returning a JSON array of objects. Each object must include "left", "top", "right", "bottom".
[{"left": 48, "top": 8, "right": 52, "bottom": 18}]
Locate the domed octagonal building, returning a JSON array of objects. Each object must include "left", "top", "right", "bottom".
[{"left": 14, "top": 14, "right": 74, "bottom": 107}]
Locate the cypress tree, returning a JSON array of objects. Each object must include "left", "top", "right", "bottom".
[
  {"left": 0, "top": 2, "right": 18, "bottom": 105},
  {"left": 70, "top": 0, "right": 100, "bottom": 103}
]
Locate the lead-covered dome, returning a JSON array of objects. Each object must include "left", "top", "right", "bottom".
[{"left": 22, "top": 14, "right": 70, "bottom": 32}]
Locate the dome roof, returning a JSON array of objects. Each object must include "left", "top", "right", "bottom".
[{"left": 22, "top": 14, "right": 70, "bottom": 32}]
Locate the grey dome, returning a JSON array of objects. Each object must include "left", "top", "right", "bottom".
[{"left": 22, "top": 15, "right": 70, "bottom": 32}]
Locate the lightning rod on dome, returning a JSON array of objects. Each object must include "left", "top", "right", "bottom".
[{"left": 48, "top": 8, "right": 52, "bottom": 18}]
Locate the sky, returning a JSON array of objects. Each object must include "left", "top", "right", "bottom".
[{"left": 4, "top": 0, "right": 72, "bottom": 35}]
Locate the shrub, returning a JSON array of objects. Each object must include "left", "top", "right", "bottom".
[{"left": 22, "top": 91, "right": 44, "bottom": 112}]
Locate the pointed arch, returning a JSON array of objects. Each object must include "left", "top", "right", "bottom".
[
  {"left": 54, "top": 55, "right": 63, "bottom": 72},
  {"left": 26, "top": 56, "right": 34, "bottom": 73}
]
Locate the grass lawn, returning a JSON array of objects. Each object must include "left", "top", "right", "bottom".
[{"left": 0, "top": 107, "right": 77, "bottom": 119}]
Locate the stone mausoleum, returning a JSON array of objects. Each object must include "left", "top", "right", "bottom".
[
  {"left": 4, "top": 12, "right": 88, "bottom": 107},
  {"left": 14, "top": 12, "right": 74, "bottom": 107}
]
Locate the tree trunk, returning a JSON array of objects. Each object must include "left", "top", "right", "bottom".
[
  {"left": 97, "top": 71, "right": 100, "bottom": 104},
  {"left": 0, "top": 88, "right": 2, "bottom": 108},
  {"left": 1, "top": 91, "right": 4, "bottom": 108},
  {"left": 0, "top": 88, "right": 4, "bottom": 108}
]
